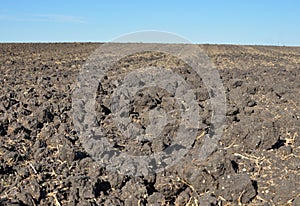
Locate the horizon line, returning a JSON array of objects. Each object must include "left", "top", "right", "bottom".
[{"left": 0, "top": 41, "right": 298, "bottom": 47}]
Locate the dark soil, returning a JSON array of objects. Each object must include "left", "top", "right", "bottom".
[{"left": 0, "top": 43, "right": 299, "bottom": 205}]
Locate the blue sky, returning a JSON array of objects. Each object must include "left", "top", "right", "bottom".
[{"left": 0, "top": 0, "right": 299, "bottom": 45}]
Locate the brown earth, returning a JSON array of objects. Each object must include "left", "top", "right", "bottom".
[{"left": 0, "top": 43, "right": 299, "bottom": 205}]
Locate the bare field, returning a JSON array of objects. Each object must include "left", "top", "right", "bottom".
[{"left": 0, "top": 43, "right": 299, "bottom": 205}]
